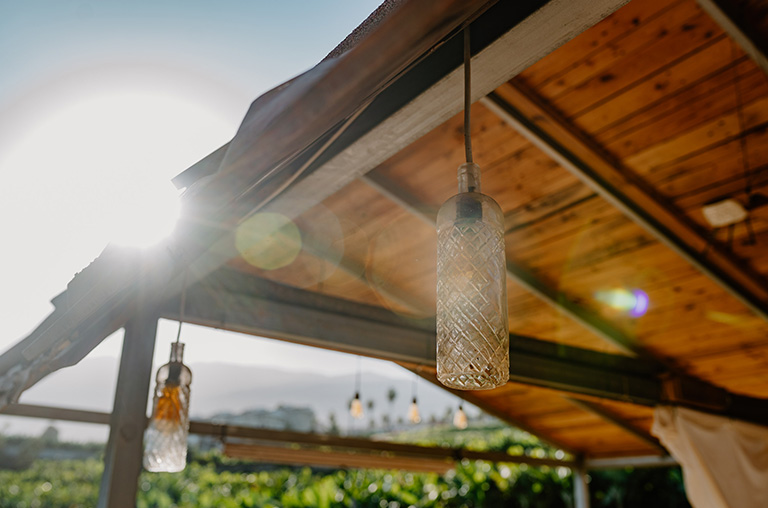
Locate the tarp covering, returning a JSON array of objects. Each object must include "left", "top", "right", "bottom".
[{"left": 652, "top": 406, "right": 768, "bottom": 508}]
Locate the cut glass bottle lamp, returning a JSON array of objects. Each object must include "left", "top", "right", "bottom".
[
  {"left": 143, "top": 342, "right": 192, "bottom": 472},
  {"left": 436, "top": 27, "right": 509, "bottom": 391}
]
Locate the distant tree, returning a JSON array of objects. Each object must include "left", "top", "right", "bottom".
[
  {"left": 443, "top": 406, "right": 453, "bottom": 423},
  {"left": 366, "top": 399, "right": 375, "bottom": 420},
  {"left": 396, "top": 416, "right": 404, "bottom": 426},
  {"left": 387, "top": 387, "right": 397, "bottom": 429},
  {"left": 387, "top": 387, "right": 397, "bottom": 407},
  {"left": 381, "top": 414, "right": 391, "bottom": 429}
]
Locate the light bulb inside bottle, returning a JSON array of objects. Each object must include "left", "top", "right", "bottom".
[
  {"left": 408, "top": 398, "right": 421, "bottom": 424},
  {"left": 453, "top": 405, "right": 468, "bottom": 429},
  {"left": 350, "top": 393, "right": 364, "bottom": 419},
  {"left": 144, "top": 343, "right": 191, "bottom": 473}
]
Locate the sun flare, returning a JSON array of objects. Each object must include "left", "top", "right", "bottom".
[{"left": 1, "top": 88, "right": 234, "bottom": 251}]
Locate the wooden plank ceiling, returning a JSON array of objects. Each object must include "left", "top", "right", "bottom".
[{"left": 227, "top": 0, "right": 768, "bottom": 457}]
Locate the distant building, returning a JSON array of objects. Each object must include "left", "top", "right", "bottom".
[{"left": 209, "top": 406, "right": 316, "bottom": 433}]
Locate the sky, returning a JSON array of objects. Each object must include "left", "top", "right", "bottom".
[{"left": 0, "top": 0, "right": 477, "bottom": 439}]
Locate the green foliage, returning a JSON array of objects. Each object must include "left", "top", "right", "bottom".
[
  {"left": 0, "top": 426, "right": 689, "bottom": 508},
  {"left": 589, "top": 467, "right": 690, "bottom": 508}
]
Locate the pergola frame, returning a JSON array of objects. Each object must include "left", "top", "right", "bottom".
[{"left": 3, "top": 0, "right": 768, "bottom": 506}]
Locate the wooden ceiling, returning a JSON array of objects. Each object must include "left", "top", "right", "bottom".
[{"left": 226, "top": 0, "right": 768, "bottom": 457}]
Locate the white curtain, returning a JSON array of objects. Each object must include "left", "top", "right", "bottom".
[{"left": 652, "top": 406, "right": 768, "bottom": 508}]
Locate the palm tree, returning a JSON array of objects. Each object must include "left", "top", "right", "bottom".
[{"left": 386, "top": 387, "right": 397, "bottom": 429}]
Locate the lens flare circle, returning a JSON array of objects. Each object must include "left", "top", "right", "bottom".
[
  {"left": 594, "top": 288, "right": 649, "bottom": 318},
  {"left": 236, "top": 213, "right": 302, "bottom": 270}
]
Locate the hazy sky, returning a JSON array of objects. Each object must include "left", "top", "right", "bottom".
[{"left": 0, "top": 0, "right": 463, "bottom": 437}]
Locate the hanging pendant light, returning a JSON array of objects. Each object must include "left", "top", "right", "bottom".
[
  {"left": 436, "top": 27, "right": 508, "bottom": 390},
  {"left": 453, "top": 405, "right": 468, "bottom": 430},
  {"left": 144, "top": 278, "right": 192, "bottom": 473},
  {"left": 350, "top": 392, "right": 364, "bottom": 420},
  {"left": 407, "top": 375, "right": 421, "bottom": 424},
  {"left": 349, "top": 357, "right": 364, "bottom": 420}
]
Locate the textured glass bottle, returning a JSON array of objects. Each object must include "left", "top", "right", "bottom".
[
  {"left": 143, "top": 342, "right": 192, "bottom": 472},
  {"left": 436, "top": 162, "right": 508, "bottom": 390}
]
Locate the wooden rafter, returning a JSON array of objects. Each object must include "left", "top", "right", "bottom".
[
  {"left": 563, "top": 397, "right": 666, "bottom": 453},
  {"left": 482, "top": 81, "right": 768, "bottom": 325},
  {"left": 697, "top": 0, "right": 768, "bottom": 75}
]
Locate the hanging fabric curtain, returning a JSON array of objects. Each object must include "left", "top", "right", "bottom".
[{"left": 651, "top": 406, "right": 768, "bottom": 508}]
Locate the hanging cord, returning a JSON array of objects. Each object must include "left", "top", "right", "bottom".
[
  {"left": 175, "top": 269, "right": 188, "bottom": 344},
  {"left": 355, "top": 356, "right": 362, "bottom": 393},
  {"left": 411, "top": 374, "right": 418, "bottom": 400},
  {"left": 463, "top": 27, "right": 473, "bottom": 164},
  {"left": 731, "top": 43, "right": 752, "bottom": 194}
]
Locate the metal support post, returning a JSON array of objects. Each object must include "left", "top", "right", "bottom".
[{"left": 574, "top": 465, "right": 591, "bottom": 508}]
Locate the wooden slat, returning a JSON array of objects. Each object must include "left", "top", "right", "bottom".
[
  {"left": 578, "top": 35, "right": 740, "bottom": 133},
  {"left": 522, "top": 0, "right": 685, "bottom": 88},
  {"left": 487, "top": 81, "right": 768, "bottom": 326},
  {"left": 697, "top": 0, "right": 768, "bottom": 74},
  {"left": 548, "top": 6, "right": 725, "bottom": 116}
]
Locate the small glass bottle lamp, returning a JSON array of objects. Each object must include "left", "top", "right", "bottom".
[
  {"left": 453, "top": 405, "right": 468, "bottom": 430},
  {"left": 143, "top": 342, "right": 192, "bottom": 472},
  {"left": 408, "top": 397, "right": 421, "bottom": 424},
  {"left": 436, "top": 162, "right": 509, "bottom": 390}
]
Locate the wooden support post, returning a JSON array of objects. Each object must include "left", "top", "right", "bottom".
[
  {"left": 573, "top": 466, "right": 591, "bottom": 508},
  {"left": 97, "top": 310, "right": 158, "bottom": 508}
]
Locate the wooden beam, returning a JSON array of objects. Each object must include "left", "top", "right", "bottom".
[
  {"left": 2, "top": 403, "right": 110, "bottom": 425},
  {"left": 585, "top": 454, "right": 678, "bottom": 470},
  {"left": 225, "top": 442, "right": 455, "bottom": 473},
  {"left": 97, "top": 312, "right": 158, "bottom": 508},
  {"left": 0, "top": 403, "right": 577, "bottom": 470},
  {"left": 359, "top": 171, "right": 643, "bottom": 357},
  {"left": 262, "top": 0, "right": 631, "bottom": 220},
  {"left": 483, "top": 83, "right": 768, "bottom": 326},
  {"left": 161, "top": 268, "right": 662, "bottom": 403},
  {"left": 563, "top": 397, "right": 666, "bottom": 453},
  {"left": 697, "top": 0, "right": 768, "bottom": 75},
  {"left": 162, "top": 268, "right": 768, "bottom": 426}
]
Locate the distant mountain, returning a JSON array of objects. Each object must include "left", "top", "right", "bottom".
[{"left": 9, "top": 357, "right": 477, "bottom": 441}]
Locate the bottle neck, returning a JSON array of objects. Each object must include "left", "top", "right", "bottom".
[
  {"left": 169, "top": 342, "right": 185, "bottom": 363},
  {"left": 458, "top": 162, "right": 481, "bottom": 193}
]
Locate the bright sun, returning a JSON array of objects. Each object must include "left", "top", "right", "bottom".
[{"left": 1, "top": 89, "right": 234, "bottom": 251}]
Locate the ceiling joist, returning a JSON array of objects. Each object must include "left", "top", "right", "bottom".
[{"left": 482, "top": 82, "right": 768, "bottom": 326}]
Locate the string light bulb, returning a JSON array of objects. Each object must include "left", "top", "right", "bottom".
[
  {"left": 349, "top": 357, "right": 364, "bottom": 419},
  {"left": 436, "top": 27, "right": 508, "bottom": 390},
  {"left": 408, "top": 397, "right": 421, "bottom": 424},
  {"left": 350, "top": 392, "right": 364, "bottom": 419},
  {"left": 453, "top": 405, "right": 468, "bottom": 430}
]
